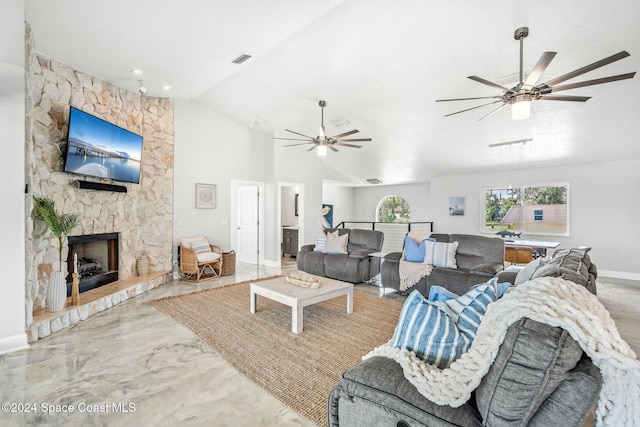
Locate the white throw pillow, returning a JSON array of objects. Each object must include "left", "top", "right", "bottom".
[
  {"left": 323, "top": 232, "right": 349, "bottom": 254},
  {"left": 424, "top": 241, "right": 458, "bottom": 268},
  {"left": 313, "top": 230, "right": 337, "bottom": 252}
]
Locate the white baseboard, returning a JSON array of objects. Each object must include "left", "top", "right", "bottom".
[
  {"left": 264, "top": 259, "right": 281, "bottom": 268},
  {"left": 0, "top": 333, "right": 29, "bottom": 355},
  {"left": 598, "top": 270, "right": 640, "bottom": 284}
]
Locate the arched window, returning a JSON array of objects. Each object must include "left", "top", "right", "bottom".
[{"left": 376, "top": 195, "right": 411, "bottom": 223}]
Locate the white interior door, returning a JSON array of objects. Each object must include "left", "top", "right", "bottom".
[{"left": 236, "top": 185, "right": 258, "bottom": 264}]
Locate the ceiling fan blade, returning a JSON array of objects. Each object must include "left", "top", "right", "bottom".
[
  {"left": 444, "top": 100, "right": 504, "bottom": 117},
  {"left": 335, "top": 143, "right": 362, "bottom": 148},
  {"left": 522, "top": 52, "right": 557, "bottom": 89},
  {"left": 436, "top": 95, "right": 503, "bottom": 102},
  {"left": 335, "top": 138, "right": 371, "bottom": 142},
  {"left": 274, "top": 137, "right": 312, "bottom": 141},
  {"left": 307, "top": 145, "right": 317, "bottom": 152},
  {"left": 541, "top": 72, "right": 636, "bottom": 94},
  {"left": 477, "top": 103, "right": 508, "bottom": 121},
  {"left": 468, "top": 76, "right": 516, "bottom": 94},
  {"left": 285, "top": 129, "right": 317, "bottom": 140},
  {"left": 282, "top": 142, "right": 316, "bottom": 147},
  {"left": 329, "top": 145, "right": 339, "bottom": 152},
  {"left": 330, "top": 129, "right": 359, "bottom": 139},
  {"left": 537, "top": 95, "right": 591, "bottom": 102},
  {"left": 539, "top": 51, "right": 631, "bottom": 87}
]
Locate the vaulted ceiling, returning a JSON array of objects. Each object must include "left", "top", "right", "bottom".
[{"left": 23, "top": 0, "right": 640, "bottom": 185}]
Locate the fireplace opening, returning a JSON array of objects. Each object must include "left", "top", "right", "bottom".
[{"left": 67, "top": 233, "right": 119, "bottom": 296}]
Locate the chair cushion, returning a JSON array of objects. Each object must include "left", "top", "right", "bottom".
[
  {"left": 180, "top": 235, "right": 207, "bottom": 249},
  {"left": 197, "top": 251, "right": 221, "bottom": 263}
]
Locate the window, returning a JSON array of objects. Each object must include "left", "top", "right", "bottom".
[
  {"left": 483, "top": 183, "right": 568, "bottom": 236},
  {"left": 376, "top": 195, "right": 411, "bottom": 223}
]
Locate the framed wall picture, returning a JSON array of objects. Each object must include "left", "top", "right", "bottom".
[
  {"left": 448, "top": 197, "right": 465, "bottom": 216},
  {"left": 196, "top": 183, "right": 216, "bottom": 209}
]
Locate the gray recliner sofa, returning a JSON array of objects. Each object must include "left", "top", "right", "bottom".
[
  {"left": 381, "top": 233, "right": 505, "bottom": 296},
  {"left": 328, "top": 249, "right": 601, "bottom": 427},
  {"left": 296, "top": 228, "right": 384, "bottom": 284}
]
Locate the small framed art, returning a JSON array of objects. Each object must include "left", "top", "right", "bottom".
[
  {"left": 196, "top": 183, "right": 216, "bottom": 209},
  {"left": 448, "top": 197, "right": 465, "bottom": 216}
]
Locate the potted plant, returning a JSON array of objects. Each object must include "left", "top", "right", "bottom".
[{"left": 33, "top": 196, "right": 79, "bottom": 312}]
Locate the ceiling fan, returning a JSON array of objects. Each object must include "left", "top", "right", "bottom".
[
  {"left": 436, "top": 27, "right": 636, "bottom": 121},
  {"left": 275, "top": 100, "right": 372, "bottom": 156}
]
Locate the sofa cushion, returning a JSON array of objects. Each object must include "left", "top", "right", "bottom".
[
  {"left": 390, "top": 278, "right": 502, "bottom": 368},
  {"left": 404, "top": 236, "right": 427, "bottom": 262},
  {"left": 424, "top": 241, "right": 458, "bottom": 268},
  {"left": 475, "top": 318, "right": 583, "bottom": 425},
  {"left": 531, "top": 249, "right": 590, "bottom": 289},
  {"left": 323, "top": 232, "right": 349, "bottom": 254},
  {"left": 515, "top": 258, "right": 545, "bottom": 285}
]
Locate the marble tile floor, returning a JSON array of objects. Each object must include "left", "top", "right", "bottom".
[{"left": 1, "top": 259, "right": 638, "bottom": 426}]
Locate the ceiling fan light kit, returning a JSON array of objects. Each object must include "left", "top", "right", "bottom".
[
  {"left": 437, "top": 26, "right": 636, "bottom": 121},
  {"left": 275, "top": 100, "right": 372, "bottom": 155}
]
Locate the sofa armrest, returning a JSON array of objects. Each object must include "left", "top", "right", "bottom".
[
  {"left": 383, "top": 252, "right": 403, "bottom": 263},
  {"left": 496, "top": 270, "right": 518, "bottom": 284},
  {"left": 469, "top": 262, "right": 503, "bottom": 278},
  {"left": 349, "top": 248, "right": 376, "bottom": 260},
  {"left": 300, "top": 244, "right": 315, "bottom": 252}
]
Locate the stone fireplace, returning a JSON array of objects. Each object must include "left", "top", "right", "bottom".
[
  {"left": 67, "top": 233, "right": 119, "bottom": 295},
  {"left": 25, "top": 25, "right": 175, "bottom": 341}
]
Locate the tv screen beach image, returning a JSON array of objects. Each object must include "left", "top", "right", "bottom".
[{"left": 65, "top": 108, "right": 143, "bottom": 183}]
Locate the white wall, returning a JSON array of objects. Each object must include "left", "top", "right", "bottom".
[
  {"left": 353, "top": 183, "right": 431, "bottom": 223},
  {"left": 281, "top": 186, "right": 298, "bottom": 228},
  {"left": 273, "top": 144, "right": 324, "bottom": 252},
  {"left": 0, "top": 89, "right": 29, "bottom": 354},
  {"left": 173, "top": 99, "right": 270, "bottom": 267},
  {"left": 429, "top": 159, "right": 640, "bottom": 278},
  {"left": 322, "top": 183, "right": 355, "bottom": 226},
  {"left": 0, "top": 1, "right": 28, "bottom": 354}
]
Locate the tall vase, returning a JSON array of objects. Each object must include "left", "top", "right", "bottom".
[{"left": 48, "top": 271, "right": 67, "bottom": 313}]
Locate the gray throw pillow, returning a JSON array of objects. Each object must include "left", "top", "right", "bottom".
[{"left": 515, "top": 258, "right": 545, "bottom": 285}]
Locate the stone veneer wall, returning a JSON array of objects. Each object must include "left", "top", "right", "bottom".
[{"left": 25, "top": 27, "right": 174, "bottom": 325}]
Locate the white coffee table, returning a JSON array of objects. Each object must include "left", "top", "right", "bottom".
[{"left": 250, "top": 275, "right": 353, "bottom": 334}]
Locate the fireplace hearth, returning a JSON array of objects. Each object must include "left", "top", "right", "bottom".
[{"left": 67, "top": 233, "right": 119, "bottom": 296}]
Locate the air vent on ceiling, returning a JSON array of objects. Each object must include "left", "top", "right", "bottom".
[
  {"left": 366, "top": 178, "right": 382, "bottom": 185},
  {"left": 333, "top": 119, "right": 352, "bottom": 127},
  {"left": 232, "top": 54, "right": 252, "bottom": 64}
]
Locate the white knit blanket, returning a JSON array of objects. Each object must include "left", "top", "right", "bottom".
[
  {"left": 398, "top": 260, "right": 433, "bottom": 291},
  {"left": 364, "top": 277, "right": 640, "bottom": 426}
]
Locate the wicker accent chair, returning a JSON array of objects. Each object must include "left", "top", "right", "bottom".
[{"left": 179, "top": 236, "right": 223, "bottom": 282}]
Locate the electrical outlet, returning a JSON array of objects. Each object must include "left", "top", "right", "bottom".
[{"left": 221, "top": 219, "right": 230, "bottom": 225}]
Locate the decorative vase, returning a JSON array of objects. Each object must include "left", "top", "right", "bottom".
[
  {"left": 48, "top": 271, "right": 67, "bottom": 313},
  {"left": 137, "top": 254, "right": 150, "bottom": 276}
]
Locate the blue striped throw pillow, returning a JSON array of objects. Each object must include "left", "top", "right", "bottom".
[{"left": 390, "top": 278, "right": 502, "bottom": 368}]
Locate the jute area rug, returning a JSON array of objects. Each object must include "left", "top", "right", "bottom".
[{"left": 151, "top": 277, "right": 404, "bottom": 426}]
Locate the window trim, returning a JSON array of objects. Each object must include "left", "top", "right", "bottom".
[{"left": 481, "top": 181, "right": 570, "bottom": 237}]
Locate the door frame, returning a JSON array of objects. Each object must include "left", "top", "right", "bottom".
[
  {"left": 278, "top": 181, "right": 304, "bottom": 266},
  {"left": 231, "top": 179, "right": 266, "bottom": 265}
]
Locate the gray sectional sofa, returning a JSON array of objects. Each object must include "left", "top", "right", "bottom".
[
  {"left": 296, "top": 228, "right": 384, "bottom": 284},
  {"left": 328, "top": 249, "right": 601, "bottom": 427},
  {"left": 381, "top": 233, "right": 505, "bottom": 296}
]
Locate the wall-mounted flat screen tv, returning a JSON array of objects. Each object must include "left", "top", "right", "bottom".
[{"left": 64, "top": 107, "right": 144, "bottom": 184}]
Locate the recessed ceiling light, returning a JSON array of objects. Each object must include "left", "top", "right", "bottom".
[
  {"left": 131, "top": 69, "right": 144, "bottom": 75},
  {"left": 162, "top": 85, "right": 172, "bottom": 91}
]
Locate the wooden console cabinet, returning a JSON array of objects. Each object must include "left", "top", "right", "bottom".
[{"left": 282, "top": 228, "right": 298, "bottom": 257}]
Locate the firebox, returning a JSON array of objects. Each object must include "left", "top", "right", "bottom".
[{"left": 67, "top": 232, "right": 119, "bottom": 296}]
